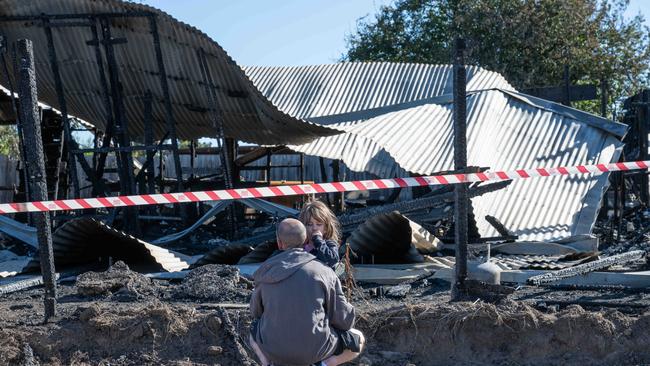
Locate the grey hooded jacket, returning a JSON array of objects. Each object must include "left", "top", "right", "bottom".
[{"left": 250, "top": 248, "right": 355, "bottom": 366}]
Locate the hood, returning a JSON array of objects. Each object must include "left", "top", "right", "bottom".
[{"left": 253, "top": 249, "right": 316, "bottom": 284}]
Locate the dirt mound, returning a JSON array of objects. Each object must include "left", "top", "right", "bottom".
[
  {"left": 174, "top": 264, "right": 252, "bottom": 302},
  {"left": 3, "top": 290, "right": 650, "bottom": 365},
  {"left": 0, "top": 301, "right": 255, "bottom": 365},
  {"left": 76, "top": 261, "right": 159, "bottom": 300},
  {"left": 357, "top": 300, "right": 650, "bottom": 365}
]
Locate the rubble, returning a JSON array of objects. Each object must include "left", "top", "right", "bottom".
[
  {"left": 527, "top": 250, "right": 647, "bottom": 285},
  {"left": 0, "top": 0, "right": 647, "bottom": 365},
  {"left": 76, "top": 261, "right": 159, "bottom": 300},
  {"left": 385, "top": 283, "right": 411, "bottom": 298},
  {"left": 173, "top": 264, "right": 252, "bottom": 302}
]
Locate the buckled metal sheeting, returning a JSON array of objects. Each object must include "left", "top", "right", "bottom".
[{"left": 0, "top": 0, "right": 340, "bottom": 144}]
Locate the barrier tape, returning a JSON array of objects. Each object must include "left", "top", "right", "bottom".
[{"left": 1, "top": 160, "right": 648, "bottom": 215}]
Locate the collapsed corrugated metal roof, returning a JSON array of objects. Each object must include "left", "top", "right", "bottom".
[
  {"left": 298, "top": 90, "right": 625, "bottom": 242},
  {"left": 0, "top": 0, "right": 339, "bottom": 144},
  {"left": 244, "top": 62, "right": 515, "bottom": 124},
  {"left": 26, "top": 218, "right": 192, "bottom": 272},
  {"left": 348, "top": 211, "right": 432, "bottom": 264},
  {"left": 245, "top": 63, "right": 626, "bottom": 242}
]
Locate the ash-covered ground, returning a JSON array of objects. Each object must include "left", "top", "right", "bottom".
[{"left": 2, "top": 261, "right": 650, "bottom": 366}]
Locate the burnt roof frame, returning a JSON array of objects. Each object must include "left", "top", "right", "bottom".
[{"left": 0, "top": 10, "right": 187, "bottom": 230}]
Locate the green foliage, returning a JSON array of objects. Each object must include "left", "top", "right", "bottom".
[
  {"left": 178, "top": 139, "right": 214, "bottom": 149},
  {"left": 343, "top": 0, "right": 650, "bottom": 117},
  {"left": 0, "top": 125, "right": 19, "bottom": 158}
]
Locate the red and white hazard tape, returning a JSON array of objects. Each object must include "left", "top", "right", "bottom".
[{"left": 1, "top": 160, "right": 648, "bottom": 214}]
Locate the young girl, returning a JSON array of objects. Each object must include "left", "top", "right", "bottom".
[{"left": 299, "top": 199, "right": 341, "bottom": 269}]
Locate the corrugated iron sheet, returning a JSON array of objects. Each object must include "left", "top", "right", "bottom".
[
  {"left": 424, "top": 254, "right": 596, "bottom": 271},
  {"left": 0, "top": 0, "right": 339, "bottom": 144},
  {"left": 26, "top": 218, "right": 191, "bottom": 272},
  {"left": 244, "top": 63, "right": 514, "bottom": 123},
  {"left": 289, "top": 89, "right": 625, "bottom": 242},
  {"left": 347, "top": 211, "right": 425, "bottom": 264},
  {"left": 490, "top": 253, "right": 597, "bottom": 271},
  {"left": 0, "top": 215, "right": 37, "bottom": 247},
  {"left": 245, "top": 62, "right": 626, "bottom": 242},
  {"left": 0, "top": 256, "right": 31, "bottom": 278},
  {"left": 193, "top": 243, "right": 253, "bottom": 267}
]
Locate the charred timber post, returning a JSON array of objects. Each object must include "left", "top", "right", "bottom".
[
  {"left": 599, "top": 79, "right": 609, "bottom": 220},
  {"left": 16, "top": 39, "right": 57, "bottom": 319},
  {"left": 143, "top": 91, "right": 156, "bottom": 195},
  {"left": 87, "top": 19, "right": 116, "bottom": 194},
  {"left": 452, "top": 38, "right": 469, "bottom": 300},
  {"left": 618, "top": 169, "right": 625, "bottom": 242},
  {"left": 0, "top": 38, "right": 30, "bottom": 203},
  {"left": 639, "top": 90, "right": 650, "bottom": 207},
  {"left": 300, "top": 153, "right": 305, "bottom": 184},
  {"left": 600, "top": 78, "right": 607, "bottom": 118},
  {"left": 563, "top": 65, "right": 571, "bottom": 106},
  {"left": 148, "top": 15, "right": 183, "bottom": 195},
  {"left": 195, "top": 47, "right": 237, "bottom": 233},
  {"left": 99, "top": 16, "right": 139, "bottom": 232},
  {"left": 267, "top": 151, "right": 273, "bottom": 185},
  {"left": 42, "top": 17, "right": 81, "bottom": 197},
  {"left": 99, "top": 17, "right": 135, "bottom": 196},
  {"left": 195, "top": 48, "right": 233, "bottom": 188}
]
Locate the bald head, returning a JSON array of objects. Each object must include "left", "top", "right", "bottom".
[{"left": 276, "top": 218, "right": 307, "bottom": 250}]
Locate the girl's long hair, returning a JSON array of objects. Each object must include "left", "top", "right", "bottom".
[{"left": 298, "top": 199, "right": 341, "bottom": 244}]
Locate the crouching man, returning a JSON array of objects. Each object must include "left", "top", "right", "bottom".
[{"left": 249, "top": 218, "right": 364, "bottom": 366}]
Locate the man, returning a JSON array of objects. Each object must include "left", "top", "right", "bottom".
[{"left": 249, "top": 218, "right": 364, "bottom": 366}]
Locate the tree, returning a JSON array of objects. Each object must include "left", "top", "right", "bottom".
[
  {"left": 0, "top": 125, "right": 19, "bottom": 158},
  {"left": 343, "top": 0, "right": 650, "bottom": 117}
]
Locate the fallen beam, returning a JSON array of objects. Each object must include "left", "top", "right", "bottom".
[
  {"left": 351, "top": 263, "right": 446, "bottom": 285},
  {"left": 0, "top": 273, "right": 60, "bottom": 295},
  {"left": 339, "top": 181, "right": 511, "bottom": 227},
  {"left": 434, "top": 267, "right": 650, "bottom": 288},
  {"left": 526, "top": 250, "right": 646, "bottom": 285}
]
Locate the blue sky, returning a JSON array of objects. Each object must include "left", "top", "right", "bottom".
[
  {"left": 137, "top": 0, "right": 650, "bottom": 67},
  {"left": 136, "top": 0, "right": 392, "bottom": 66}
]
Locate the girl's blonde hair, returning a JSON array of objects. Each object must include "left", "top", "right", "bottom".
[{"left": 299, "top": 199, "right": 341, "bottom": 244}]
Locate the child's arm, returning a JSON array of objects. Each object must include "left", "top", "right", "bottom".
[
  {"left": 250, "top": 285, "right": 263, "bottom": 318},
  {"left": 311, "top": 234, "right": 340, "bottom": 268}
]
